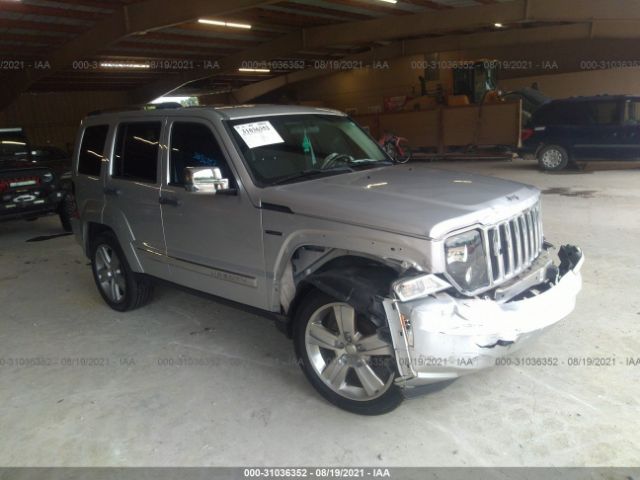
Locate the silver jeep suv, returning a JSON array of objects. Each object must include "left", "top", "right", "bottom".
[{"left": 71, "top": 104, "right": 583, "bottom": 414}]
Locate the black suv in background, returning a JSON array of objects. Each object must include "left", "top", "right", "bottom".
[
  {"left": 0, "top": 128, "right": 73, "bottom": 231},
  {"left": 520, "top": 95, "right": 640, "bottom": 170}
]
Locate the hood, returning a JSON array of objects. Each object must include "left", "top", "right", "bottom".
[
  {"left": 0, "top": 156, "right": 58, "bottom": 173},
  {"left": 259, "top": 165, "right": 540, "bottom": 239},
  {"left": 0, "top": 155, "right": 32, "bottom": 168}
]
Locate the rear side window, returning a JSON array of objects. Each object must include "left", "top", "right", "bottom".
[
  {"left": 113, "top": 122, "right": 161, "bottom": 183},
  {"left": 587, "top": 101, "right": 620, "bottom": 125},
  {"left": 534, "top": 100, "right": 621, "bottom": 127},
  {"left": 77, "top": 125, "right": 109, "bottom": 176},
  {"left": 534, "top": 102, "right": 589, "bottom": 126}
]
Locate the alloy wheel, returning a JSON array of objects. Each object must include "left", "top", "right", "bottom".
[
  {"left": 304, "top": 302, "right": 395, "bottom": 401},
  {"left": 94, "top": 244, "right": 126, "bottom": 303}
]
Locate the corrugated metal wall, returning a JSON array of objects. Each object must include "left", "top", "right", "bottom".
[{"left": 0, "top": 91, "right": 129, "bottom": 149}]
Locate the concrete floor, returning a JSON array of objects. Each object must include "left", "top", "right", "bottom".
[{"left": 0, "top": 159, "right": 639, "bottom": 467}]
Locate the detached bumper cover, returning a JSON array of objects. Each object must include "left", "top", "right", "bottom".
[{"left": 384, "top": 246, "right": 583, "bottom": 389}]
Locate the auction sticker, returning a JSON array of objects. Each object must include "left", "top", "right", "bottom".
[{"left": 234, "top": 121, "right": 284, "bottom": 149}]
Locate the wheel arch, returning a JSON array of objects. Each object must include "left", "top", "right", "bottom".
[
  {"left": 84, "top": 221, "right": 144, "bottom": 274},
  {"left": 536, "top": 141, "right": 573, "bottom": 160},
  {"left": 85, "top": 222, "right": 114, "bottom": 256},
  {"left": 282, "top": 252, "right": 403, "bottom": 338}
]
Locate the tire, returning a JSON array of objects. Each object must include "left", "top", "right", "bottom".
[
  {"left": 293, "top": 289, "right": 403, "bottom": 415},
  {"left": 397, "top": 145, "right": 412, "bottom": 164},
  {"left": 538, "top": 145, "right": 569, "bottom": 171},
  {"left": 58, "top": 193, "right": 74, "bottom": 232},
  {"left": 90, "top": 231, "right": 153, "bottom": 312}
]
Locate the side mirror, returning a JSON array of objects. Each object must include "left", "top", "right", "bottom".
[{"left": 184, "top": 167, "right": 233, "bottom": 194}]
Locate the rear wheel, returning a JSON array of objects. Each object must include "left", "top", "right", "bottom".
[
  {"left": 90, "top": 232, "right": 153, "bottom": 311},
  {"left": 293, "top": 289, "right": 403, "bottom": 415},
  {"left": 538, "top": 145, "right": 569, "bottom": 171},
  {"left": 58, "top": 193, "right": 75, "bottom": 232},
  {"left": 384, "top": 142, "right": 412, "bottom": 164},
  {"left": 396, "top": 140, "right": 412, "bottom": 164}
]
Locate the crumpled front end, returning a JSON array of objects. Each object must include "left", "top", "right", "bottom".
[{"left": 383, "top": 245, "right": 584, "bottom": 392}]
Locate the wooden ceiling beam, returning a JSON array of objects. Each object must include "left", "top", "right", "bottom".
[
  {"left": 0, "top": 3, "right": 104, "bottom": 21},
  {"left": 132, "top": 31, "right": 260, "bottom": 49},
  {"left": 320, "top": 0, "right": 413, "bottom": 15},
  {"left": 278, "top": 2, "right": 372, "bottom": 20},
  {"left": 402, "top": 0, "right": 453, "bottom": 9},
  {"left": 0, "top": 19, "right": 85, "bottom": 35}
]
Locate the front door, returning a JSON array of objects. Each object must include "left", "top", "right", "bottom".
[
  {"left": 159, "top": 119, "right": 266, "bottom": 308},
  {"left": 104, "top": 120, "right": 168, "bottom": 279}
]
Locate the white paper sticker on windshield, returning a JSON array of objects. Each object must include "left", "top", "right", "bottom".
[{"left": 233, "top": 121, "right": 284, "bottom": 149}]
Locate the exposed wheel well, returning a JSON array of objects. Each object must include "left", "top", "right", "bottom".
[
  {"left": 283, "top": 254, "right": 400, "bottom": 338},
  {"left": 85, "top": 222, "right": 115, "bottom": 255}
]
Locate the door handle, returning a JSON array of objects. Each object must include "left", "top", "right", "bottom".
[
  {"left": 104, "top": 187, "right": 121, "bottom": 196},
  {"left": 159, "top": 196, "right": 180, "bottom": 207}
]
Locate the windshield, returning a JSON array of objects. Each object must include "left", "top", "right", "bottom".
[{"left": 227, "top": 114, "right": 388, "bottom": 186}]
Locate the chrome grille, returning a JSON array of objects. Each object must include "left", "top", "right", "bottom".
[{"left": 486, "top": 203, "right": 543, "bottom": 284}]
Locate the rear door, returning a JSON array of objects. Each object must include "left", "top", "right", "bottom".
[
  {"left": 159, "top": 118, "right": 266, "bottom": 308},
  {"left": 104, "top": 120, "right": 168, "bottom": 279},
  {"left": 573, "top": 99, "right": 623, "bottom": 160},
  {"left": 74, "top": 124, "right": 110, "bottom": 225}
]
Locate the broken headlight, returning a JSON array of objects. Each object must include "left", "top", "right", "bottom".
[
  {"left": 392, "top": 274, "right": 451, "bottom": 302},
  {"left": 445, "top": 229, "right": 489, "bottom": 292}
]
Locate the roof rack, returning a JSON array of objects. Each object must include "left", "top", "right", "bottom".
[{"left": 87, "top": 102, "right": 183, "bottom": 116}]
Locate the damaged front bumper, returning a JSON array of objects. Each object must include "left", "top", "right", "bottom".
[{"left": 383, "top": 245, "right": 584, "bottom": 392}]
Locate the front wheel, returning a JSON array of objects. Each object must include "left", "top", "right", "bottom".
[
  {"left": 293, "top": 290, "right": 403, "bottom": 415},
  {"left": 538, "top": 145, "right": 569, "bottom": 171}
]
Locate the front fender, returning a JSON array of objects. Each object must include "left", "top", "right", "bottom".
[{"left": 262, "top": 209, "right": 435, "bottom": 309}]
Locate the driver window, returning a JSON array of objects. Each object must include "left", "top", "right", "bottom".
[{"left": 169, "top": 122, "right": 233, "bottom": 186}]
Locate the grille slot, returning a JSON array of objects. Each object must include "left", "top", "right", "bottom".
[{"left": 487, "top": 203, "right": 543, "bottom": 284}]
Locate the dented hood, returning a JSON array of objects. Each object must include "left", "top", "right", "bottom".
[{"left": 259, "top": 164, "right": 540, "bottom": 239}]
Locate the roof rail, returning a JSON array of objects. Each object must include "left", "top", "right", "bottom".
[{"left": 87, "top": 102, "right": 182, "bottom": 117}]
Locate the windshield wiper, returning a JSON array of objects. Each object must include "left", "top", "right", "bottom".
[
  {"left": 347, "top": 158, "right": 392, "bottom": 168},
  {"left": 270, "top": 167, "right": 353, "bottom": 186}
]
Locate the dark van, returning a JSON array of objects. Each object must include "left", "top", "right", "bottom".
[{"left": 520, "top": 95, "right": 640, "bottom": 170}]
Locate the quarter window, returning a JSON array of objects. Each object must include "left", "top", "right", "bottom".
[
  {"left": 78, "top": 125, "right": 109, "bottom": 176},
  {"left": 169, "top": 122, "right": 232, "bottom": 186},
  {"left": 113, "top": 122, "right": 161, "bottom": 183}
]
